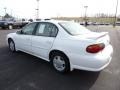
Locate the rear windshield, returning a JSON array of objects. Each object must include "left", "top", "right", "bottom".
[{"left": 59, "top": 22, "right": 90, "bottom": 35}]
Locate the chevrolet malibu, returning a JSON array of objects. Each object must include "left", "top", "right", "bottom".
[{"left": 7, "top": 20, "right": 113, "bottom": 73}]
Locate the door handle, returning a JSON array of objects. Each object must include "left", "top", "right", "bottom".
[{"left": 26, "top": 38, "right": 31, "bottom": 41}]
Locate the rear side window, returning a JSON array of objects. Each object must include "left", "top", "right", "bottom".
[{"left": 35, "top": 22, "right": 58, "bottom": 37}]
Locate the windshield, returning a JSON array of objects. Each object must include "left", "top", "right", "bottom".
[{"left": 59, "top": 22, "right": 90, "bottom": 35}]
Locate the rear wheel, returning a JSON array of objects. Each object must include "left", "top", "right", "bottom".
[
  {"left": 50, "top": 52, "right": 70, "bottom": 73},
  {"left": 8, "top": 40, "right": 16, "bottom": 52}
]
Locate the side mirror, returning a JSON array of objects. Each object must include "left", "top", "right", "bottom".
[{"left": 16, "top": 30, "right": 22, "bottom": 34}]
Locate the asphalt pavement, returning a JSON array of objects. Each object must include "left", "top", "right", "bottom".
[{"left": 0, "top": 26, "right": 120, "bottom": 90}]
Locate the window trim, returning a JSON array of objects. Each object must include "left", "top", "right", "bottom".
[{"left": 34, "top": 22, "right": 59, "bottom": 37}]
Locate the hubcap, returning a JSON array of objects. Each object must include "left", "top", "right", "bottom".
[
  {"left": 53, "top": 56, "right": 65, "bottom": 71},
  {"left": 9, "top": 41, "right": 14, "bottom": 51}
]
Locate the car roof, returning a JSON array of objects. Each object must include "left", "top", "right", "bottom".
[{"left": 34, "top": 19, "right": 71, "bottom": 24}]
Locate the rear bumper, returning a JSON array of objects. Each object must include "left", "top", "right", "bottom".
[
  {"left": 72, "top": 56, "right": 112, "bottom": 71},
  {"left": 70, "top": 45, "right": 113, "bottom": 71}
]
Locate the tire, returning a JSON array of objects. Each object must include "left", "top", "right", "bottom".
[
  {"left": 50, "top": 52, "right": 70, "bottom": 73},
  {"left": 8, "top": 25, "right": 13, "bottom": 30},
  {"left": 8, "top": 40, "right": 16, "bottom": 52},
  {"left": 1, "top": 26, "right": 6, "bottom": 29}
]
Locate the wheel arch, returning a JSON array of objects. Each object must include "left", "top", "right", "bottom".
[
  {"left": 49, "top": 49, "right": 69, "bottom": 60},
  {"left": 8, "top": 38, "right": 13, "bottom": 44}
]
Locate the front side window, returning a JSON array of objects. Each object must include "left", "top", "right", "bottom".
[
  {"left": 59, "top": 22, "right": 90, "bottom": 35},
  {"left": 21, "top": 23, "right": 37, "bottom": 35},
  {"left": 35, "top": 22, "right": 58, "bottom": 37}
]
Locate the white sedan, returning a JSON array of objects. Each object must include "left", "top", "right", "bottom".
[{"left": 7, "top": 20, "right": 113, "bottom": 73}]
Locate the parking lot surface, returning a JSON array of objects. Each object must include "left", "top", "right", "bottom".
[{"left": 0, "top": 26, "right": 120, "bottom": 90}]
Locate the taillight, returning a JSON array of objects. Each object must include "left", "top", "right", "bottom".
[{"left": 86, "top": 43, "right": 105, "bottom": 53}]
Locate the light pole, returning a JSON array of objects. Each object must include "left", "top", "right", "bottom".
[
  {"left": 113, "top": 0, "right": 119, "bottom": 27},
  {"left": 84, "top": 6, "right": 88, "bottom": 26},
  {"left": 10, "top": 9, "right": 13, "bottom": 17},
  {"left": 4, "top": 7, "right": 7, "bottom": 15},
  {"left": 36, "top": 0, "right": 40, "bottom": 19}
]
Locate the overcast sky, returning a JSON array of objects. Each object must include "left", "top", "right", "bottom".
[{"left": 0, "top": 0, "right": 120, "bottom": 19}]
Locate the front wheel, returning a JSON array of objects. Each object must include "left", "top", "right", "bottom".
[
  {"left": 8, "top": 25, "right": 13, "bottom": 30},
  {"left": 8, "top": 40, "right": 16, "bottom": 52},
  {"left": 50, "top": 52, "right": 70, "bottom": 73}
]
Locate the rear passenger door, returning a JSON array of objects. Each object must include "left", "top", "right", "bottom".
[{"left": 31, "top": 22, "right": 58, "bottom": 60}]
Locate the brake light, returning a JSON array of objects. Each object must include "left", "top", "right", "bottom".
[{"left": 86, "top": 43, "right": 105, "bottom": 53}]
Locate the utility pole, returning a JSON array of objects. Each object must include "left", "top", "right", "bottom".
[
  {"left": 113, "top": 0, "right": 119, "bottom": 27},
  {"left": 36, "top": 0, "right": 40, "bottom": 19}
]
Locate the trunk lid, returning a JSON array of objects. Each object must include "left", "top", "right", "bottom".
[{"left": 73, "top": 31, "right": 110, "bottom": 46}]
